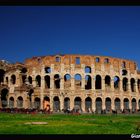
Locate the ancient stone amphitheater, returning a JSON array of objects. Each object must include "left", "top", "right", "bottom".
[{"left": 0, "top": 54, "right": 140, "bottom": 114}]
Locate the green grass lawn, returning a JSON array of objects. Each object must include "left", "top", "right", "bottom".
[{"left": 0, "top": 113, "right": 140, "bottom": 134}]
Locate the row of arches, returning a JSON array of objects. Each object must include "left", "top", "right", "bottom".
[
  {"left": 5, "top": 74, "right": 140, "bottom": 92},
  {"left": 1, "top": 89, "right": 139, "bottom": 113}
]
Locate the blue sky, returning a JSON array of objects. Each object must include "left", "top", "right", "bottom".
[{"left": 0, "top": 6, "right": 140, "bottom": 68}]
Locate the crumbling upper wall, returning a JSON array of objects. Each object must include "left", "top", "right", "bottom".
[{"left": 23, "top": 54, "right": 138, "bottom": 74}]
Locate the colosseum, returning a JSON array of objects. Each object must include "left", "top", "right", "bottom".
[{"left": 0, "top": 54, "right": 140, "bottom": 114}]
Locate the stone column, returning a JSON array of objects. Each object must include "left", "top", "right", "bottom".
[
  {"left": 81, "top": 98, "right": 85, "bottom": 112},
  {"left": 111, "top": 98, "right": 115, "bottom": 110},
  {"left": 40, "top": 94, "right": 44, "bottom": 110},
  {"left": 102, "top": 98, "right": 106, "bottom": 110},
  {"left": 120, "top": 98, "right": 124, "bottom": 111},
  {"left": 60, "top": 95, "right": 64, "bottom": 111},
  {"left": 70, "top": 96, "right": 74, "bottom": 110},
  {"left": 102, "top": 78, "right": 105, "bottom": 91},
  {"left": 71, "top": 76, "right": 75, "bottom": 90},
  {"left": 60, "top": 76, "right": 64, "bottom": 90},
  {"left": 50, "top": 93, "right": 53, "bottom": 112},
  {"left": 92, "top": 98, "right": 96, "bottom": 113},
  {"left": 111, "top": 79, "right": 114, "bottom": 92},
  {"left": 81, "top": 75, "right": 85, "bottom": 90},
  {"left": 50, "top": 75, "right": 54, "bottom": 89}
]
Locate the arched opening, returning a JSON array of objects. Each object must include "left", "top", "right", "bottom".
[
  {"left": 85, "top": 75, "right": 92, "bottom": 90},
  {"left": 17, "top": 96, "right": 23, "bottom": 108},
  {"left": 0, "top": 69, "right": 5, "bottom": 85},
  {"left": 64, "top": 74, "right": 71, "bottom": 89},
  {"left": 54, "top": 74, "right": 60, "bottom": 89},
  {"left": 44, "top": 75, "right": 50, "bottom": 89},
  {"left": 21, "top": 68, "right": 27, "bottom": 73},
  {"left": 85, "top": 66, "right": 91, "bottom": 73},
  {"left": 28, "top": 76, "right": 32, "bottom": 84},
  {"left": 122, "top": 61, "right": 126, "bottom": 69},
  {"left": 9, "top": 97, "right": 14, "bottom": 108},
  {"left": 22, "top": 75, "right": 26, "bottom": 85},
  {"left": 95, "top": 75, "right": 102, "bottom": 89},
  {"left": 139, "top": 99, "right": 140, "bottom": 110},
  {"left": 95, "top": 97, "right": 102, "bottom": 114},
  {"left": 74, "top": 97, "right": 82, "bottom": 110},
  {"left": 43, "top": 96, "right": 50, "bottom": 111},
  {"left": 123, "top": 78, "right": 128, "bottom": 91},
  {"left": 6, "top": 77, "right": 8, "bottom": 85},
  {"left": 36, "top": 75, "right": 41, "bottom": 87},
  {"left": 44, "top": 67, "right": 51, "bottom": 73},
  {"left": 11, "top": 75, "right": 16, "bottom": 85},
  {"left": 115, "top": 98, "right": 121, "bottom": 111},
  {"left": 74, "top": 74, "right": 82, "bottom": 89},
  {"left": 114, "top": 76, "right": 120, "bottom": 89},
  {"left": 1, "top": 88, "right": 8, "bottom": 108},
  {"left": 64, "top": 97, "right": 70, "bottom": 110},
  {"left": 104, "top": 58, "right": 109, "bottom": 64},
  {"left": 105, "top": 75, "right": 111, "bottom": 91},
  {"left": 137, "top": 79, "right": 140, "bottom": 92},
  {"left": 85, "top": 97, "right": 92, "bottom": 112},
  {"left": 132, "top": 98, "right": 136, "bottom": 113},
  {"left": 105, "top": 97, "right": 111, "bottom": 113},
  {"left": 95, "top": 57, "right": 100, "bottom": 63},
  {"left": 34, "top": 97, "right": 40, "bottom": 110},
  {"left": 124, "top": 98, "right": 129, "bottom": 110},
  {"left": 131, "top": 78, "right": 136, "bottom": 92},
  {"left": 122, "top": 70, "right": 127, "bottom": 76},
  {"left": 53, "top": 96, "right": 60, "bottom": 112}
]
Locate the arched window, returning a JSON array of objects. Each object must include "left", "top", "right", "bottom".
[{"left": 95, "top": 75, "right": 102, "bottom": 89}]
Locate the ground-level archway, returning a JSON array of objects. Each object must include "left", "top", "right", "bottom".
[
  {"left": 85, "top": 97, "right": 92, "bottom": 112},
  {"left": 53, "top": 96, "right": 60, "bottom": 112},
  {"left": 34, "top": 97, "right": 40, "bottom": 109},
  {"left": 64, "top": 97, "right": 70, "bottom": 110},
  {"left": 9, "top": 97, "right": 14, "bottom": 108},
  {"left": 95, "top": 97, "right": 102, "bottom": 114},
  {"left": 1, "top": 88, "right": 9, "bottom": 108}
]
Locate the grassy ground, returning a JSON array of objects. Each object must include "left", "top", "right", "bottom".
[{"left": 0, "top": 113, "right": 140, "bottom": 134}]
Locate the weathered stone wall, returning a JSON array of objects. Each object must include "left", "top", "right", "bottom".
[{"left": 0, "top": 55, "right": 140, "bottom": 113}]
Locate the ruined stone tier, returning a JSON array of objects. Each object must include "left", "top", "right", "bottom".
[{"left": 1, "top": 54, "right": 140, "bottom": 113}]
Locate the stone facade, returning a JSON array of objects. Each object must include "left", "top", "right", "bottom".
[{"left": 0, "top": 54, "right": 140, "bottom": 113}]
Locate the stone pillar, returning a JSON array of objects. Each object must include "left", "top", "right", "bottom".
[
  {"left": 129, "top": 99, "right": 132, "bottom": 110},
  {"left": 81, "top": 76, "right": 85, "bottom": 90},
  {"left": 92, "top": 78, "right": 95, "bottom": 91},
  {"left": 50, "top": 93, "right": 53, "bottom": 112},
  {"left": 81, "top": 98, "right": 85, "bottom": 112},
  {"left": 102, "top": 78, "right": 105, "bottom": 91},
  {"left": 40, "top": 94, "right": 44, "bottom": 110},
  {"left": 119, "top": 79, "right": 123, "bottom": 92},
  {"left": 92, "top": 98, "right": 96, "bottom": 113},
  {"left": 127, "top": 80, "right": 131, "bottom": 92},
  {"left": 60, "top": 95, "right": 64, "bottom": 111},
  {"left": 50, "top": 75, "right": 54, "bottom": 89},
  {"left": 41, "top": 76, "right": 45, "bottom": 89},
  {"left": 120, "top": 99, "right": 124, "bottom": 111},
  {"left": 102, "top": 98, "right": 106, "bottom": 110},
  {"left": 136, "top": 100, "right": 139, "bottom": 110},
  {"left": 32, "top": 76, "right": 36, "bottom": 88},
  {"left": 71, "top": 76, "right": 75, "bottom": 90},
  {"left": 60, "top": 76, "right": 64, "bottom": 90},
  {"left": 70, "top": 96, "right": 74, "bottom": 110},
  {"left": 111, "top": 79, "right": 114, "bottom": 92},
  {"left": 135, "top": 80, "right": 138, "bottom": 93},
  {"left": 111, "top": 98, "right": 115, "bottom": 110}
]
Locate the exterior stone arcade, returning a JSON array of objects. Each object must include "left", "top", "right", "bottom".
[{"left": 0, "top": 54, "right": 140, "bottom": 114}]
